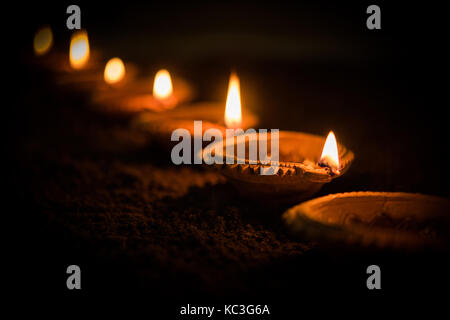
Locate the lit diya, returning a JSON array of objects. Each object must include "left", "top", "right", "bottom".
[
  {"left": 283, "top": 192, "right": 450, "bottom": 250},
  {"left": 133, "top": 71, "right": 258, "bottom": 143},
  {"left": 92, "top": 67, "right": 193, "bottom": 115},
  {"left": 198, "top": 130, "right": 354, "bottom": 204},
  {"left": 49, "top": 30, "right": 104, "bottom": 89},
  {"left": 59, "top": 30, "right": 100, "bottom": 72}
]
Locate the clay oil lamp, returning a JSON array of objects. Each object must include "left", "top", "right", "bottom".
[
  {"left": 133, "top": 71, "right": 258, "bottom": 146},
  {"left": 91, "top": 68, "right": 193, "bottom": 115},
  {"left": 63, "top": 30, "right": 100, "bottom": 73},
  {"left": 89, "top": 57, "right": 140, "bottom": 114},
  {"left": 32, "top": 27, "right": 104, "bottom": 97},
  {"left": 119, "top": 69, "right": 193, "bottom": 112},
  {"left": 52, "top": 30, "right": 104, "bottom": 90},
  {"left": 283, "top": 192, "right": 450, "bottom": 250},
  {"left": 199, "top": 130, "right": 354, "bottom": 204}
]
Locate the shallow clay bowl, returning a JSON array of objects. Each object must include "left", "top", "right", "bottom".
[
  {"left": 134, "top": 102, "right": 258, "bottom": 129},
  {"left": 201, "top": 131, "right": 354, "bottom": 204},
  {"left": 132, "top": 102, "right": 258, "bottom": 150},
  {"left": 283, "top": 192, "right": 450, "bottom": 250},
  {"left": 92, "top": 73, "right": 193, "bottom": 115}
]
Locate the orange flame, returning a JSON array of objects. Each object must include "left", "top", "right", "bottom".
[
  {"left": 153, "top": 69, "right": 173, "bottom": 99},
  {"left": 69, "top": 30, "right": 90, "bottom": 69},
  {"left": 34, "top": 26, "right": 53, "bottom": 56},
  {"left": 224, "top": 72, "right": 242, "bottom": 128},
  {"left": 319, "top": 131, "right": 340, "bottom": 173},
  {"left": 104, "top": 57, "right": 125, "bottom": 84}
]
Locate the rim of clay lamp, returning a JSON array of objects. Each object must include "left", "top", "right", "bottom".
[
  {"left": 283, "top": 191, "right": 450, "bottom": 250},
  {"left": 134, "top": 102, "right": 258, "bottom": 129}
]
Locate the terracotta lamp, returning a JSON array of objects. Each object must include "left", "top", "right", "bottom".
[
  {"left": 283, "top": 192, "right": 450, "bottom": 250},
  {"left": 199, "top": 130, "right": 354, "bottom": 204},
  {"left": 133, "top": 72, "right": 257, "bottom": 146},
  {"left": 92, "top": 67, "right": 193, "bottom": 115}
]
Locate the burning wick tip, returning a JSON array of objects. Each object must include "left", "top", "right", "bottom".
[{"left": 318, "top": 156, "right": 340, "bottom": 176}]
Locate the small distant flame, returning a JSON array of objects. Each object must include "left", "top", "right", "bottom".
[
  {"left": 153, "top": 69, "right": 173, "bottom": 99},
  {"left": 104, "top": 57, "right": 125, "bottom": 84},
  {"left": 70, "top": 30, "right": 90, "bottom": 69},
  {"left": 319, "top": 131, "right": 340, "bottom": 174},
  {"left": 224, "top": 72, "right": 242, "bottom": 128},
  {"left": 34, "top": 26, "right": 53, "bottom": 56}
]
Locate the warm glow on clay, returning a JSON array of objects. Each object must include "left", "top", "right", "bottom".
[
  {"left": 104, "top": 57, "right": 125, "bottom": 84},
  {"left": 34, "top": 26, "right": 53, "bottom": 56},
  {"left": 224, "top": 72, "right": 242, "bottom": 128},
  {"left": 319, "top": 131, "right": 340, "bottom": 173},
  {"left": 153, "top": 69, "right": 173, "bottom": 99},
  {"left": 70, "top": 30, "right": 90, "bottom": 69}
]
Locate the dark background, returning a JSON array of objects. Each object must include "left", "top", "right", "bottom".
[{"left": 7, "top": 0, "right": 449, "bottom": 314}]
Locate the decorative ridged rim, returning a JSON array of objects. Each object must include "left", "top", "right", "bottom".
[{"left": 203, "top": 131, "right": 354, "bottom": 183}]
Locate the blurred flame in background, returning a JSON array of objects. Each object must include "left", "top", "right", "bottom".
[
  {"left": 153, "top": 69, "right": 173, "bottom": 99},
  {"left": 34, "top": 26, "right": 53, "bottom": 56},
  {"left": 70, "top": 30, "right": 90, "bottom": 69},
  {"left": 104, "top": 57, "right": 126, "bottom": 84}
]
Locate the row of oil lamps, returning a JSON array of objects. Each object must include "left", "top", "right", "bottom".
[
  {"left": 33, "top": 26, "right": 450, "bottom": 250},
  {"left": 34, "top": 28, "right": 343, "bottom": 170}
]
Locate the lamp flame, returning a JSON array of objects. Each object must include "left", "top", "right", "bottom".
[
  {"left": 69, "top": 30, "right": 90, "bottom": 69},
  {"left": 319, "top": 131, "right": 340, "bottom": 173},
  {"left": 34, "top": 26, "right": 53, "bottom": 56},
  {"left": 153, "top": 69, "right": 173, "bottom": 99},
  {"left": 224, "top": 72, "right": 242, "bottom": 128},
  {"left": 104, "top": 57, "right": 125, "bottom": 84}
]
